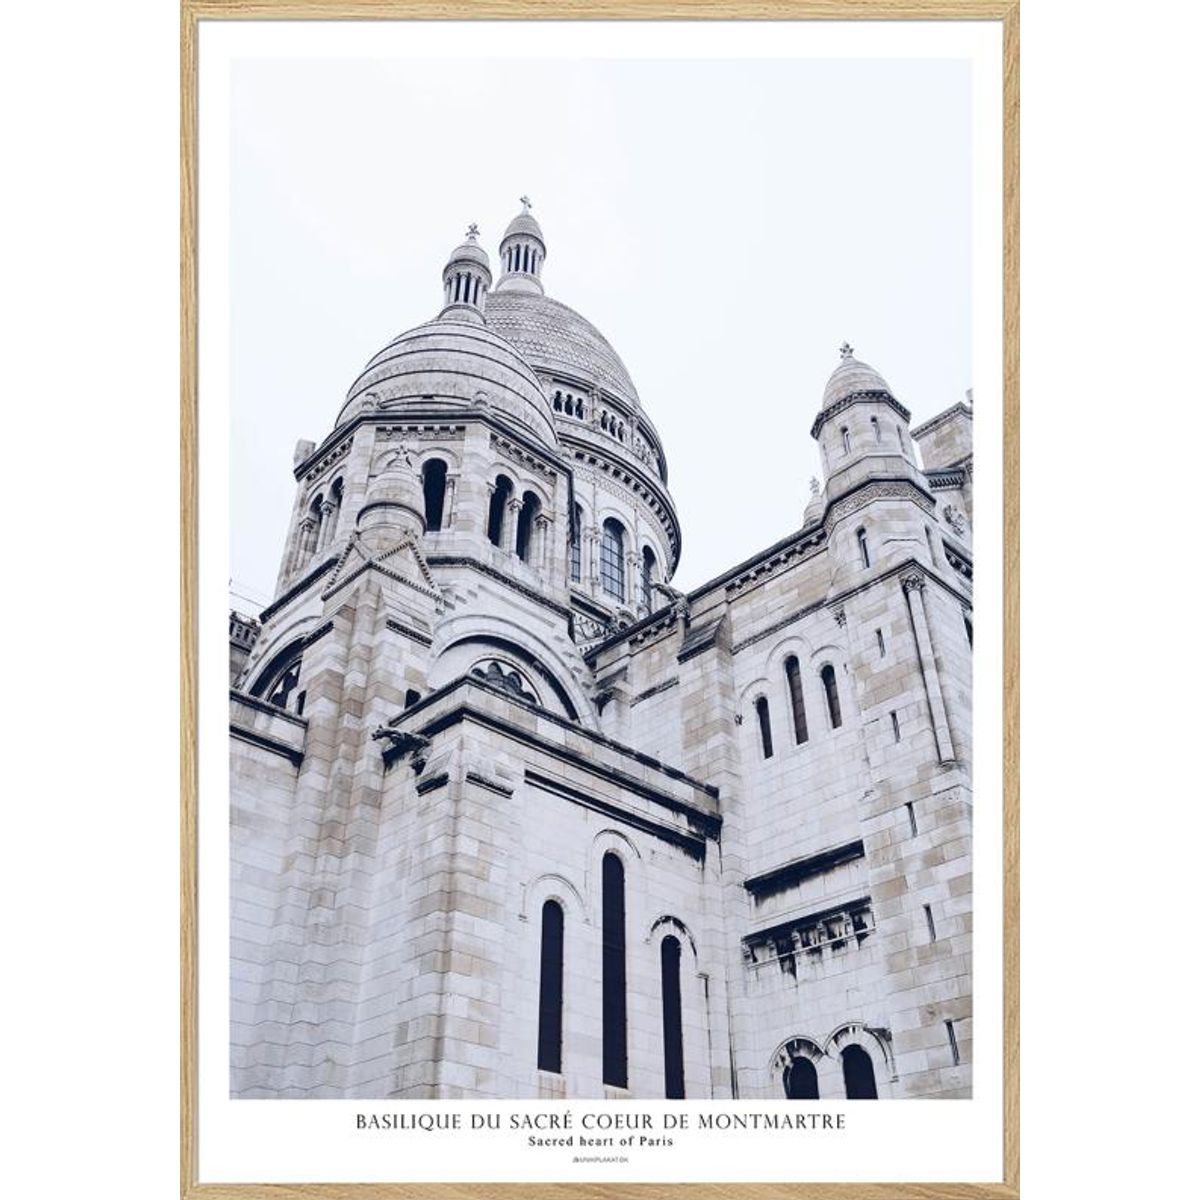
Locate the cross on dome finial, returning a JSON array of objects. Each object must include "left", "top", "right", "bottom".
[
  {"left": 839, "top": 341, "right": 854, "bottom": 360},
  {"left": 810, "top": 477, "right": 820, "bottom": 496},
  {"left": 519, "top": 195, "right": 532, "bottom": 212},
  {"left": 465, "top": 222, "right": 480, "bottom": 240}
]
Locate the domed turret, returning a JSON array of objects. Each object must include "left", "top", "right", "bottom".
[
  {"left": 356, "top": 442, "right": 425, "bottom": 551},
  {"left": 440, "top": 224, "right": 492, "bottom": 322},
  {"left": 496, "top": 197, "right": 546, "bottom": 295},
  {"left": 821, "top": 343, "right": 897, "bottom": 409}
]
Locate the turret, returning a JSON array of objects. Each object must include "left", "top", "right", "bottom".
[
  {"left": 439, "top": 224, "right": 492, "bottom": 323},
  {"left": 495, "top": 197, "right": 546, "bottom": 295}
]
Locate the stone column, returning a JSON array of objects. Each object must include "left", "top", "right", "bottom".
[
  {"left": 317, "top": 499, "right": 337, "bottom": 552},
  {"left": 506, "top": 498, "right": 522, "bottom": 555},
  {"left": 535, "top": 513, "right": 552, "bottom": 572},
  {"left": 585, "top": 528, "right": 600, "bottom": 595},
  {"left": 292, "top": 516, "right": 316, "bottom": 573},
  {"left": 444, "top": 475, "right": 458, "bottom": 529},
  {"left": 902, "top": 574, "right": 955, "bottom": 763}
]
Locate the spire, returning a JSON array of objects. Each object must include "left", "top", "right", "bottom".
[
  {"left": 439, "top": 223, "right": 492, "bottom": 322},
  {"left": 496, "top": 196, "right": 546, "bottom": 295}
]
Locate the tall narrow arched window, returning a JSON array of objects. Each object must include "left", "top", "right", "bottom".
[
  {"left": 602, "top": 853, "right": 627, "bottom": 1088},
  {"left": 964, "top": 613, "right": 973, "bottom": 648},
  {"left": 821, "top": 664, "right": 843, "bottom": 729},
  {"left": 842, "top": 1045, "right": 878, "bottom": 1099},
  {"left": 661, "top": 935, "right": 685, "bottom": 1099},
  {"left": 755, "top": 696, "right": 774, "bottom": 759},
  {"left": 784, "top": 656, "right": 808, "bottom": 744},
  {"left": 422, "top": 458, "right": 447, "bottom": 532},
  {"left": 784, "top": 1058, "right": 820, "bottom": 1099},
  {"left": 267, "top": 658, "right": 302, "bottom": 711},
  {"left": 641, "top": 546, "right": 657, "bottom": 610},
  {"left": 600, "top": 519, "right": 626, "bottom": 601},
  {"left": 857, "top": 527, "right": 870, "bottom": 568},
  {"left": 486, "top": 475, "right": 513, "bottom": 547},
  {"left": 516, "top": 491, "right": 540, "bottom": 563},
  {"left": 537, "top": 900, "right": 564, "bottom": 1073},
  {"left": 841, "top": 426, "right": 851, "bottom": 455},
  {"left": 570, "top": 502, "right": 582, "bottom": 582},
  {"left": 871, "top": 416, "right": 881, "bottom": 442}
]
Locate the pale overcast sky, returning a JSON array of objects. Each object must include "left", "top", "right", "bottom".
[{"left": 229, "top": 53, "right": 970, "bottom": 608}]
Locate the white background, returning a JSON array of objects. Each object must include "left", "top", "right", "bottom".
[{"left": 1, "top": 1, "right": 1197, "bottom": 1198}]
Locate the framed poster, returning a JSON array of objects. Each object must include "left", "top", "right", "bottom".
[{"left": 181, "top": 1, "right": 1018, "bottom": 1195}]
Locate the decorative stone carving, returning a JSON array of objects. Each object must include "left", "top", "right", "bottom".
[
  {"left": 472, "top": 661, "right": 538, "bottom": 705},
  {"left": 371, "top": 726, "right": 431, "bottom": 773},
  {"left": 901, "top": 572, "right": 926, "bottom": 593},
  {"left": 942, "top": 503, "right": 967, "bottom": 535}
]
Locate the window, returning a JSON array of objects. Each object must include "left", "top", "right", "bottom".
[
  {"left": 516, "top": 491, "right": 540, "bottom": 563},
  {"left": 906, "top": 801, "right": 918, "bottom": 836},
  {"left": 600, "top": 519, "right": 626, "bottom": 601},
  {"left": 404, "top": 689, "right": 421, "bottom": 709},
  {"left": 661, "top": 936, "right": 685, "bottom": 1099},
  {"left": 945, "top": 1020, "right": 960, "bottom": 1066},
  {"left": 641, "top": 546, "right": 657, "bottom": 610},
  {"left": 784, "top": 1058, "right": 819, "bottom": 1100},
  {"left": 422, "top": 459, "right": 447, "bottom": 532},
  {"left": 602, "top": 854, "right": 627, "bottom": 1088},
  {"left": 755, "top": 696, "right": 774, "bottom": 759},
  {"left": 871, "top": 416, "right": 881, "bottom": 442},
  {"left": 267, "top": 660, "right": 301, "bottom": 711},
  {"left": 841, "top": 426, "right": 851, "bottom": 455},
  {"left": 926, "top": 526, "right": 937, "bottom": 562},
  {"left": 784, "top": 656, "right": 808, "bottom": 745},
  {"left": 486, "top": 475, "right": 513, "bottom": 547},
  {"left": 924, "top": 904, "right": 937, "bottom": 943},
  {"left": 841, "top": 1045, "right": 878, "bottom": 1099},
  {"left": 821, "top": 665, "right": 842, "bottom": 729},
  {"left": 857, "top": 527, "right": 870, "bottom": 568},
  {"left": 570, "top": 503, "right": 582, "bottom": 582},
  {"left": 891, "top": 711, "right": 901, "bottom": 742},
  {"left": 964, "top": 613, "right": 973, "bottom": 648},
  {"left": 537, "top": 900, "right": 564, "bottom": 1073},
  {"left": 876, "top": 629, "right": 886, "bottom": 658}
]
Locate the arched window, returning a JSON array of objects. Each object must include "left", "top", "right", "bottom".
[
  {"left": 784, "top": 1058, "right": 820, "bottom": 1099},
  {"left": 602, "top": 853, "right": 627, "bottom": 1088},
  {"left": 841, "top": 426, "right": 851, "bottom": 455},
  {"left": 537, "top": 900, "right": 564, "bottom": 1074},
  {"left": 267, "top": 659, "right": 302, "bottom": 711},
  {"left": 784, "top": 656, "right": 808, "bottom": 744},
  {"left": 841, "top": 1045, "right": 878, "bottom": 1099},
  {"left": 661, "top": 936, "right": 685, "bottom": 1099},
  {"left": 755, "top": 696, "right": 774, "bottom": 759},
  {"left": 964, "top": 613, "right": 973, "bottom": 648},
  {"left": 641, "top": 546, "right": 657, "bottom": 610},
  {"left": 871, "top": 416, "right": 881, "bottom": 442},
  {"left": 821, "top": 664, "right": 842, "bottom": 730},
  {"left": 570, "top": 503, "right": 582, "bottom": 582},
  {"left": 516, "top": 491, "right": 540, "bottom": 563},
  {"left": 486, "top": 475, "right": 513, "bottom": 547},
  {"left": 857, "top": 527, "right": 870, "bottom": 569},
  {"left": 422, "top": 459, "right": 447, "bottom": 532},
  {"left": 600, "top": 519, "right": 626, "bottom": 601}
]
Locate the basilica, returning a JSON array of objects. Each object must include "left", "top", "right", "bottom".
[{"left": 229, "top": 202, "right": 974, "bottom": 1101}]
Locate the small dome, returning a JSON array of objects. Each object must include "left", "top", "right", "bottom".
[
  {"left": 802, "top": 477, "right": 824, "bottom": 525},
  {"left": 502, "top": 207, "right": 545, "bottom": 246},
  {"left": 446, "top": 234, "right": 490, "bottom": 271},
  {"left": 822, "top": 345, "right": 895, "bottom": 410},
  {"left": 338, "top": 320, "right": 558, "bottom": 447}
]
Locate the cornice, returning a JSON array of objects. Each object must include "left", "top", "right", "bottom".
[
  {"left": 258, "top": 555, "right": 337, "bottom": 624},
  {"left": 911, "top": 401, "right": 973, "bottom": 441},
  {"left": 810, "top": 390, "right": 912, "bottom": 439}
]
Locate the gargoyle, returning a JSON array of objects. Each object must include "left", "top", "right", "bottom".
[
  {"left": 371, "top": 726, "right": 431, "bottom": 772},
  {"left": 651, "top": 581, "right": 691, "bottom": 623}
]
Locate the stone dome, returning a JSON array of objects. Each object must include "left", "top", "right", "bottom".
[
  {"left": 485, "top": 291, "right": 640, "bottom": 408},
  {"left": 338, "top": 319, "right": 558, "bottom": 447},
  {"left": 502, "top": 209, "right": 545, "bottom": 244},
  {"left": 822, "top": 351, "right": 895, "bottom": 410},
  {"left": 446, "top": 235, "right": 490, "bottom": 271}
]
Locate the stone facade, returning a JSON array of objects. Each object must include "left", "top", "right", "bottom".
[{"left": 230, "top": 205, "right": 973, "bottom": 1100}]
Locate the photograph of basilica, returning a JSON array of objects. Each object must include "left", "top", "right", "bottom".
[{"left": 229, "top": 200, "right": 974, "bottom": 1102}]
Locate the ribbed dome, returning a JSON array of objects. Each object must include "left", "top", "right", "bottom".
[
  {"left": 338, "top": 319, "right": 557, "bottom": 447},
  {"left": 822, "top": 352, "right": 895, "bottom": 410},
  {"left": 485, "top": 291, "right": 640, "bottom": 408},
  {"left": 447, "top": 236, "right": 490, "bottom": 270},
  {"left": 502, "top": 210, "right": 545, "bottom": 244}
]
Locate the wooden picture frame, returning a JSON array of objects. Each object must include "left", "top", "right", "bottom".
[{"left": 181, "top": 2, "right": 1019, "bottom": 1195}]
